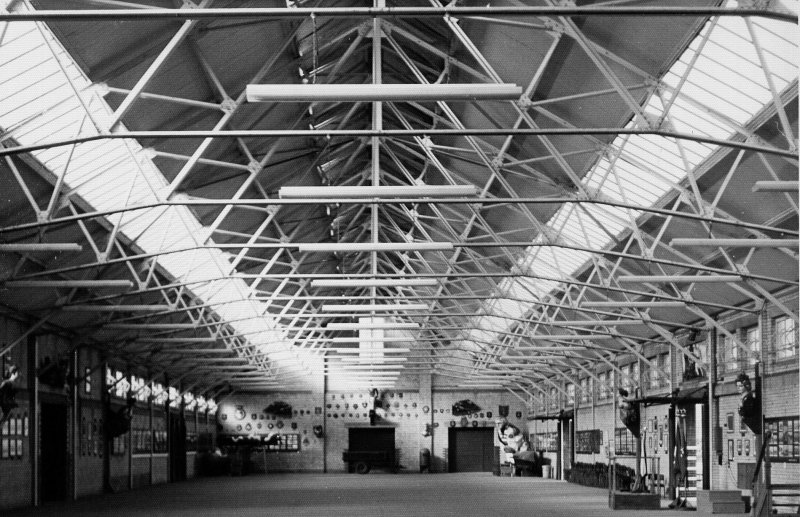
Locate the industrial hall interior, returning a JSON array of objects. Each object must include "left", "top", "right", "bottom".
[{"left": 0, "top": 1, "right": 797, "bottom": 516}]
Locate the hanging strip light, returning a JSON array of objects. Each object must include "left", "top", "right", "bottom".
[
  {"left": 311, "top": 278, "right": 438, "bottom": 288},
  {"left": 326, "top": 348, "right": 411, "bottom": 353},
  {"left": 617, "top": 275, "right": 741, "bottom": 283},
  {"left": 325, "top": 337, "right": 410, "bottom": 344},
  {"left": 279, "top": 185, "right": 478, "bottom": 198},
  {"left": 247, "top": 83, "right": 522, "bottom": 102},
  {"left": 63, "top": 304, "right": 172, "bottom": 312},
  {"left": 0, "top": 243, "right": 83, "bottom": 252},
  {"left": 581, "top": 301, "right": 685, "bottom": 308},
  {"left": 4, "top": 279, "right": 133, "bottom": 288},
  {"left": 321, "top": 303, "right": 429, "bottom": 312},
  {"left": 752, "top": 180, "right": 798, "bottom": 192},
  {"left": 669, "top": 238, "right": 799, "bottom": 248},
  {"left": 526, "top": 334, "right": 614, "bottom": 340},
  {"left": 299, "top": 242, "right": 452, "bottom": 253},
  {"left": 340, "top": 357, "right": 407, "bottom": 362},
  {"left": 325, "top": 322, "right": 419, "bottom": 331},
  {"left": 551, "top": 320, "right": 644, "bottom": 326}
]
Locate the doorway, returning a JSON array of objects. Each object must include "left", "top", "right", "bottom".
[
  {"left": 448, "top": 428, "right": 495, "bottom": 472},
  {"left": 169, "top": 412, "right": 186, "bottom": 482},
  {"left": 347, "top": 428, "right": 396, "bottom": 473},
  {"left": 40, "top": 403, "right": 68, "bottom": 502},
  {"left": 560, "top": 415, "right": 574, "bottom": 480}
]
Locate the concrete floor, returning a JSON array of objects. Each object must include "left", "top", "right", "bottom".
[{"left": 7, "top": 473, "right": 750, "bottom": 517}]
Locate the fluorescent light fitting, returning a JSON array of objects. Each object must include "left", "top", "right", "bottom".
[
  {"left": 753, "top": 180, "right": 798, "bottom": 192},
  {"left": 326, "top": 348, "right": 410, "bottom": 353},
  {"left": 330, "top": 365, "right": 404, "bottom": 370},
  {"left": 312, "top": 278, "right": 438, "bottom": 288},
  {"left": 136, "top": 338, "right": 219, "bottom": 343},
  {"left": 326, "top": 337, "right": 410, "bottom": 344},
  {"left": 279, "top": 185, "right": 478, "bottom": 198},
  {"left": 247, "top": 83, "right": 522, "bottom": 102},
  {"left": 527, "top": 334, "right": 613, "bottom": 340},
  {"left": 103, "top": 323, "right": 197, "bottom": 330},
  {"left": 340, "top": 357, "right": 407, "bottom": 362},
  {"left": 512, "top": 346, "right": 590, "bottom": 351},
  {"left": 4, "top": 279, "right": 133, "bottom": 288},
  {"left": 456, "top": 384, "right": 504, "bottom": 388},
  {"left": 300, "top": 243, "right": 452, "bottom": 253},
  {"left": 617, "top": 275, "right": 741, "bottom": 283},
  {"left": 670, "top": 238, "right": 798, "bottom": 248},
  {"left": 63, "top": 304, "right": 172, "bottom": 312},
  {"left": 321, "top": 303, "right": 429, "bottom": 312},
  {"left": 325, "top": 322, "right": 419, "bottom": 331},
  {"left": 553, "top": 320, "right": 643, "bottom": 326},
  {"left": 0, "top": 243, "right": 82, "bottom": 252},
  {"left": 581, "top": 301, "right": 685, "bottom": 308}
]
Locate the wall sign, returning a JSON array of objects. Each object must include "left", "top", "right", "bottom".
[
  {"left": 575, "top": 429, "right": 602, "bottom": 454},
  {"left": 765, "top": 416, "right": 799, "bottom": 463}
]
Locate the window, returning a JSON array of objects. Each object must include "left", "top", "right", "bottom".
[
  {"left": 608, "top": 370, "right": 615, "bottom": 398},
  {"left": 658, "top": 353, "right": 670, "bottom": 388},
  {"left": 683, "top": 338, "right": 707, "bottom": 380},
  {"left": 111, "top": 434, "right": 126, "bottom": 456},
  {"left": 132, "top": 414, "right": 151, "bottom": 455},
  {"left": 745, "top": 326, "right": 761, "bottom": 365},
  {"left": 719, "top": 334, "right": 740, "bottom": 373},
  {"left": 0, "top": 412, "right": 26, "bottom": 460},
  {"left": 186, "top": 432, "right": 198, "bottom": 452},
  {"left": 537, "top": 392, "right": 546, "bottom": 412},
  {"left": 648, "top": 358, "right": 660, "bottom": 389},
  {"left": 130, "top": 376, "right": 150, "bottom": 403},
  {"left": 764, "top": 416, "right": 799, "bottom": 463},
  {"left": 152, "top": 383, "right": 168, "bottom": 406},
  {"left": 580, "top": 377, "right": 590, "bottom": 404},
  {"left": 773, "top": 316, "right": 797, "bottom": 361},
  {"left": 566, "top": 383, "right": 575, "bottom": 406},
  {"left": 153, "top": 429, "right": 168, "bottom": 454},
  {"left": 598, "top": 371, "right": 609, "bottom": 400},
  {"left": 106, "top": 368, "right": 128, "bottom": 399},
  {"left": 84, "top": 367, "right": 92, "bottom": 394},
  {"left": 169, "top": 387, "right": 181, "bottom": 408},
  {"left": 621, "top": 364, "right": 631, "bottom": 391},
  {"left": 615, "top": 427, "right": 636, "bottom": 456},
  {"left": 549, "top": 387, "right": 558, "bottom": 409}
]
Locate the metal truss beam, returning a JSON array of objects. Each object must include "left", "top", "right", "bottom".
[
  {"left": 0, "top": 7, "right": 794, "bottom": 23},
  {"left": 0, "top": 127, "right": 794, "bottom": 159}
]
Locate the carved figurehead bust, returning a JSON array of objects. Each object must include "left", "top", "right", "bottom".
[
  {"left": 736, "top": 372, "right": 761, "bottom": 434},
  {"left": 618, "top": 388, "right": 640, "bottom": 438}
]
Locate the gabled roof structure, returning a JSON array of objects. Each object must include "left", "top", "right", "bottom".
[{"left": 0, "top": 0, "right": 796, "bottom": 397}]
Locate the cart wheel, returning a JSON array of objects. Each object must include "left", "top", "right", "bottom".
[{"left": 355, "top": 462, "right": 371, "bottom": 475}]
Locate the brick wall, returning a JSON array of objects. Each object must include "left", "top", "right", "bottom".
[{"left": 214, "top": 387, "right": 527, "bottom": 474}]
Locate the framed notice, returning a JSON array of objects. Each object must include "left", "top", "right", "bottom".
[
  {"left": 575, "top": 429, "right": 602, "bottom": 454},
  {"left": 765, "top": 416, "right": 799, "bottom": 463}
]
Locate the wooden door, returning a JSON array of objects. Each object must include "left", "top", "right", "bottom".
[{"left": 448, "top": 428, "right": 495, "bottom": 472}]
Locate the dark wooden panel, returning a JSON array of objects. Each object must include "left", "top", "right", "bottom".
[
  {"left": 348, "top": 428, "right": 395, "bottom": 452},
  {"left": 449, "top": 428, "right": 495, "bottom": 472}
]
